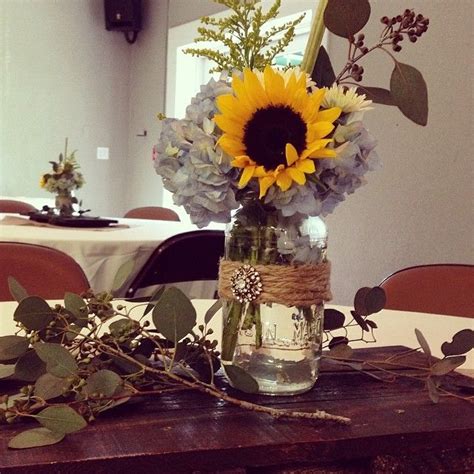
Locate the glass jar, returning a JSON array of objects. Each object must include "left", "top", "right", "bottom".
[
  {"left": 219, "top": 206, "right": 329, "bottom": 396},
  {"left": 55, "top": 191, "right": 76, "bottom": 217}
]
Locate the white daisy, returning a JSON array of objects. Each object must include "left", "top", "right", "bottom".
[{"left": 321, "top": 84, "right": 373, "bottom": 114}]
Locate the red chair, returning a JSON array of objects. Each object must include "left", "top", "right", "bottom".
[
  {"left": 380, "top": 264, "right": 474, "bottom": 318},
  {"left": 124, "top": 206, "right": 180, "bottom": 221},
  {"left": 0, "top": 242, "right": 90, "bottom": 301},
  {"left": 0, "top": 199, "right": 37, "bottom": 214}
]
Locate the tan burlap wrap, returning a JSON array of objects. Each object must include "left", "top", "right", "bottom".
[{"left": 218, "top": 259, "right": 332, "bottom": 307}]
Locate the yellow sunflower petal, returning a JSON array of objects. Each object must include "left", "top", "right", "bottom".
[
  {"left": 214, "top": 115, "right": 244, "bottom": 137},
  {"left": 285, "top": 143, "right": 299, "bottom": 166},
  {"left": 254, "top": 165, "right": 268, "bottom": 178},
  {"left": 317, "top": 107, "right": 342, "bottom": 123},
  {"left": 308, "top": 121, "right": 335, "bottom": 140},
  {"left": 243, "top": 68, "right": 268, "bottom": 109},
  {"left": 286, "top": 167, "right": 306, "bottom": 185},
  {"left": 238, "top": 165, "right": 256, "bottom": 188},
  {"left": 296, "top": 158, "right": 316, "bottom": 174},
  {"left": 216, "top": 94, "right": 252, "bottom": 122},
  {"left": 276, "top": 170, "right": 292, "bottom": 192},
  {"left": 309, "top": 148, "right": 337, "bottom": 159},
  {"left": 217, "top": 135, "right": 246, "bottom": 157},
  {"left": 264, "top": 65, "right": 285, "bottom": 105},
  {"left": 259, "top": 176, "right": 276, "bottom": 198},
  {"left": 231, "top": 155, "right": 253, "bottom": 168}
]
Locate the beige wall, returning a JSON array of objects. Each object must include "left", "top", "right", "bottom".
[{"left": 0, "top": 0, "right": 131, "bottom": 216}]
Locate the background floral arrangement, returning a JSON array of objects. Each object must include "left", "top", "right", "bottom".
[
  {"left": 154, "top": 0, "right": 429, "bottom": 228},
  {"left": 40, "top": 139, "right": 85, "bottom": 195}
]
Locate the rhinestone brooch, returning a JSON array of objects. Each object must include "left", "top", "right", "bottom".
[{"left": 230, "top": 264, "right": 263, "bottom": 303}]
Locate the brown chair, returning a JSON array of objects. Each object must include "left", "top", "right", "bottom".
[
  {"left": 0, "top": 199, "right": 37, "bottom": 214},
  {"left": 0, "top": 242, "right": 90, "bottom": 301},
  {"left": 380, "top": 264, "right": 474, "bottom": 318},
  {"left": 124, "top": 206, "right": 180, "bottom": 221}
]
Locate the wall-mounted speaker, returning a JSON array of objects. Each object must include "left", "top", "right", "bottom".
[{"left": 104, "top": 0, "right": 142, "bottom": 44}]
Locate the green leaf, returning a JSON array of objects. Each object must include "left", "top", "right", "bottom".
[
  {"left": 365, "top": 287, "right": 386, "bottom": 314},
  {"left": 324, "top": 0, "right": 371, "bottom": 38},
  {"left": 152, "top": 287, "right": 196, "bottom": 343},
  {"left": 323, "top": 309, "right": 345, "bottom": 330},
  {"left": 441, "top": 329, "right": 474, "bottom": 356},
  {"left": 223, "top": 364, "right": 259, "bottom": 394},
  {"left": 112, "top": 259, "right": 135, "bottom": 292},
  {"left": 390, "top": 62, "right": 428, "bottom": 126},
  {"left": 34, "top": 406, "right": 87, "bottom": 434},
  {"left": 64, "top": 293, "right": 88, "bottom": 327},
  {"left": 358, "top": 86, "right": 396, "bottom": 106},
  {"left": 0, "top": 364, "right": 15, "bottom": 379},
  {"left": 311, "top": 46, "right": 336, "bottom": 87},
  {"left": 34, "top": 343, "right": 78, "bottom": 378},
  {"left": 426, "top": 377, "right": 439, "bottom": 403},
  {"left": 85, "top": 369, "right": 123, "bottom": 397},
  {"left": 7, "top": 277, "right": 28, "bottom": 303},
  {"left": 204, "top": 299, "right": 223, "bottom": 325},
  {"left": 0, "top": 336, "right": 29, "bottom": 361},
  {"left": 328, "top": 343, "right": 353, "bottom": 359},
  {"left": 143, "top": 285, "right": 166, "bottom": 316},
  {"left": 111, "top": 355, "right": 142, "bottom": 375},
  {"left": 14, "top": 350, "right": 46, "bottom": 382},
  {"left": 431, "top": 356, "right": 466, "bottom": 376},
  {"left": 13, "top": 296, "right": 55, "bottom": 331},
  {"left": 34, "top": 373, "right": 72, "bottom": 400},
  {"left": 415, "top": 328, "right": 431, "bottom": 358},
  {"left": 8, "top": 427, "right": 65, "bottom": 449},
  {"left": 353, "top": 287, "right": 370, "bottom": 316}
]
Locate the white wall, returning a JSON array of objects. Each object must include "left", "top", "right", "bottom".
[{"left": 0, "top": 0, "right": 131, "bottom": 216}]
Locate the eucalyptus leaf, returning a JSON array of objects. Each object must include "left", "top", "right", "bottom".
[
  {"left": 85, "top": 369, "right": 123, "bottom": 397},
  {"left": 0, "top": 364, "right": 16, "bottom": 379},
  {"left": 311, "top": 46, "right": 336, "bottom": 88},
  {"left": 64, "top": 292, "right": 88, "bottom": 327},
  {"left": 34, "top": 342, "right": 78, "bottom": 378},
  {"left": 143, "top": 285, "right": 166, "bottom": 316},
  {"left": 7, "top": 277, "right": 28, "bottom": 303},
  {"left": 431, "top": 356, "right": 466, "bottom": 376},
  {"left": 390, "top": 62, "right": 428, "bottom": 126},
  {"left": 415, "top": 328, "right": 431, "bottom": 358},
  {"left": 441, "top": 329, "right": 474, "bottom": 356},
  {"left": 34, "top": 406, "right": 87, "bottom": 434},
  {"left": 152, "top": 287, "right": 197, "bottom": 343},
  {"left": 323, "top": 309, "right": 345, "bottom": 330},
  {"left": 14, "top": 350, "right": 46, "bottom": 382},
  {"left": 224, "top": 364, "right": 259, "bottom": 394},
  {"left": 109, "top": 318, "right": 135, "bottom": 338},
  {"left": 13, "top": 296, "right": 55, "bottom": 331},
  {"left": 357, "top": 86, "right": 396, "bottom": 106},
  {"left": 0, "top": 336, "right": 29, "bottom": 361},
  {"left": 350, "top": 310, "right": 369, "bottom": 332},
  {"left": 8, "top": 427, "right": 65, "bottom": 449},
  {"left": 204, "top": 299, "right": 223, "bottom": 325},
  {"left": 426, "top": 377, "right": 440, "bottom": 403},
  {"left": 324, "top": 0, "right": 371, "bottom": 38},
  {"left": 365, "top": 287, "right": 386, "bottom": 314},
  {"left": 328, "top": 343, "right": 353, "bottom": 359},
  {"left": 353, "top": 287, "right": 370, "bottom": 316},
  {"left": 112, "top": 259, "right": 135, "bottom": 292},
  {"left": 111, "top": 355, "right": 142, "bottom": 375},
  {"left": 34, "top": 373, "right": 72, "bottom": 400}
]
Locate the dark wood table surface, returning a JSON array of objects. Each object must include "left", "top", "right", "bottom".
[{"left": 1, "top": 346, "right": 473, "bottom": 474}]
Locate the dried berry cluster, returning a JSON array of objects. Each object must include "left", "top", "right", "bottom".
[{"left": 381, "top": 9, "right": 430, "bottom": 52}]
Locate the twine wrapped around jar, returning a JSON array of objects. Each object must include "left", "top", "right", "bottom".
[{"left": 218, "top": 259, "right": 332, "bottom": 307}]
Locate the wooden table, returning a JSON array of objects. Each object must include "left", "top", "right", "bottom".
[{"left": 1, "top": 346, "right": 472, "bottom": 473}]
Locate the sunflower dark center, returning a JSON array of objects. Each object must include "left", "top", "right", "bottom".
[{"left": 243, "top": 105, "right": 307, "bottom": 169}]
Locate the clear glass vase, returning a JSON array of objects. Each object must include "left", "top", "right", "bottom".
[
  {"left": 220, "top": 205, "right": 329, "bottom": 396},
  {"left": 55, "top": 191, "right": 76, "bottom": 217}
]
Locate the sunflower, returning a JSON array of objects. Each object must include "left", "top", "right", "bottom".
[{"left": 214, "top": 65, "right": 341, "bottom": 198}]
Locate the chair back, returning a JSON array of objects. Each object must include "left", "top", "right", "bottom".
[
  {"left": 125, "top": 230, "right": 225, "bottom": 298},
  {"left": 0, "top": 242, "right": 90, "bottom": 301},
  {"left": 124, "top": 206, "right": 180, "bottom": 221},
  {"left": 0, "top": 199, "right": 37, "bottom": 214},
  {"left": 380, "top": 264, "right": 474, "bottom": 318}
]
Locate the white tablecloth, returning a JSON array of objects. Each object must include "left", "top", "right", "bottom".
[
  {"left": 0, "top": 300, "right": 471, "bottom": 371},
  {"left": 0, "top": 213, "right": 224, "bottom": 295}
]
